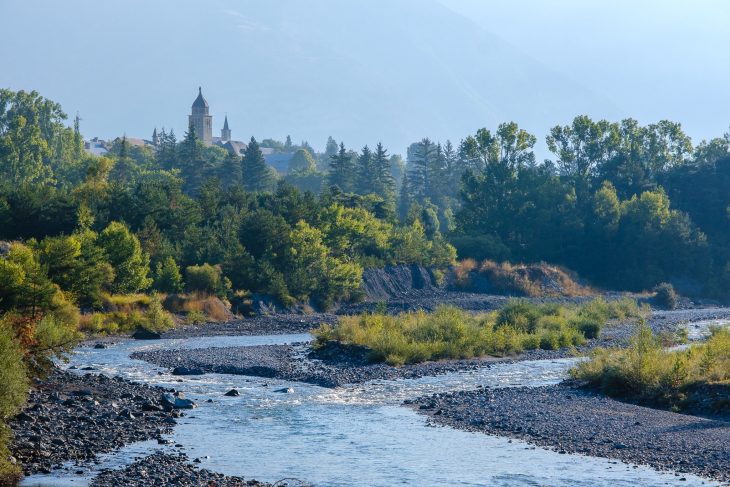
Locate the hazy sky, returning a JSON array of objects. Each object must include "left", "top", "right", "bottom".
[
  {"left": 1, "top": 0, "right": 728, "bottom": 154},
  {"left": 441, "top": 0, "right": 730, "bottom": 138}
]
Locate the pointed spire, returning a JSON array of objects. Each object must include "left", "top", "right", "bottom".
[
  {"left": 223, "top": 114, "right": 229, "bottom": 131},
  {"left": 192, "top": 86, "right": 208, "bottom": 109}
]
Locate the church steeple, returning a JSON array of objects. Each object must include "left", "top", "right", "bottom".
[
  {"left": 221, "top": 114, "right": 231, "bottom": 142},
  {"left": 189, "top": 86, "right": 212, "bottom": 143}
]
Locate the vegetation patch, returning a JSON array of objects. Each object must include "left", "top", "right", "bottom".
[
  {"left": 653, "top": 282, "right": 679, "bottom": 310},
  {"left": 313, "top": 299, "right": 639, "bottom": 366},
  {"left": 571, "top": 325, "right": 730, "bottom": 415},
  {"left": 453, "top": 260, "right": 591, "bottom": 297}
]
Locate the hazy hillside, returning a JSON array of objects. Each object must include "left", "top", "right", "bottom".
[{"left": 0, "top": 0, "right": 618, "bottom": 152}]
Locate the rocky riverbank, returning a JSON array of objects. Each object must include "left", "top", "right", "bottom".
[
  {"left": 160, "top": 313, "right": 337, "bottom": 339},
  {"left": 9, "top": 370, "right": 182, "bottom": 476},
  {"left": 90, "top": 452, "right": 274, "bottom": 487},
  {"left": 409, "top": 383, "right": 730, "bottom": 483}
]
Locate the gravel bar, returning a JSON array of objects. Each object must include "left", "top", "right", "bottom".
[{"left": 409, "top": 384, "right": 730, "bottom": 483}]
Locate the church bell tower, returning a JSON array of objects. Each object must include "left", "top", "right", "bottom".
[{"left": 189, "top": 87, "right": 212, "bottom": 144}]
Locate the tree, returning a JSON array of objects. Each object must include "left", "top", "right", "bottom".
[
  {"left": 354, "top": 145, "right": 374, "bottom": 195},
  {"left": 0, "top": 89, "right": 55, "bottom": 187},
  {"left": 288, "top": 148, "right": 317, "bottom": 173},
  {"left": 324, "top": 136, "right": 338, "bottom": 159},
  {"left": 96, "top": 222, "right": 152, "bottom": 293},
  {"left": 371, "top": 142, "right": 396, "bottom": 202},
  {"left": 154, "top": 256, "right": 184, "bottom": 293},
  {"left": 284, "top": 135, "right": 293, "bottom": 152},
  {"left": 327, "top": 142, "right": 354, "bottom": 192},
  {"left": 407, "top": 138, "right": 439, "bottom": 203},
  {"left": 218, "top": 152, "right": 243, "bottom": 188},
  {"left": 178, "top": 121, "right": 208, "bottom": 193},
  {"left": 242, "top": 137, "right": 275, "bottom": 192}
]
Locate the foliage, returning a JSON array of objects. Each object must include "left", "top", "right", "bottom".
[
  {"left": 185, "top": 263, "right": 225, "bottom": 296},
  {"left": 97, "top": 222, "right": 152, "bottom": 294},
  {"left": 653, "top": 282, "right": 679, "bottom": 310},
  {"left": 571, "top": 325, "right": 730, "bottom": 412},
  {"left": 153, "top": 256, "right": 184, "bottom": 293},
  {"left": 242, "top": 137, "right": 275, "bottom": 192},
  {"left": 314, "top": 300, "right": 632, "bottom": 366}
]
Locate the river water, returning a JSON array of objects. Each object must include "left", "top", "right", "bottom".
[{"left": 22, "top": 333, "right": 720, "bottom": 487}]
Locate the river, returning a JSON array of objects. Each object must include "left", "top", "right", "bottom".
[{"left": 22, "top": 333, "right": 720, "bottom": 487}]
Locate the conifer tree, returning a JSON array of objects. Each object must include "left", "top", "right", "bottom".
[
  {"left": 327, "top": 142, "right": 354, "bottom": 192},
  {"left": 219, "top": 152, "right": 243, "bottom": 187},
  {"left": 355, "top": 145, "right": 373, "bottom": 194},
  {"left": 397, "top": 170, "right": 414, "bottom": 220},
  {"left": 178, "top": 122, "right": 206, "bottom": 193},
  {"left": 324, "top": 136, "right": 338, "bottom": 159},
  {"left": 408, "top": 138, "right": 439, "bottom": 202},
  {"left": 372, "top": 142, "right": 396, "bottom": 200},
  {"left": 242, "top": 136, "right": 274, "bottom": 192}
]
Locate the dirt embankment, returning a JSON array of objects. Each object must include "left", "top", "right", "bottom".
[{"left": 360, "top": 264, "right": 441, "bottom": 301}]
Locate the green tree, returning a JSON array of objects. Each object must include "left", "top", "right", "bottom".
[
  {"left": 153, "top": 256, "right": 184, "bottom": 293},
  {"left": 354, "top": 145, "right": 374, "bottom": 194},
  {"left": 242, "top": 137, "right": 275, "bottom": 192},
  {"left": 327, "top": 142, "right": 354, "bottom": 192},
  {"left": 289, "top": 148, "right": 317, "bottom": 173},
  {"left": 96, "top": 222, "right": 152, "bottom": 293}
]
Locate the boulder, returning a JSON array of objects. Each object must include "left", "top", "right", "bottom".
[
  {"left": 161, "top": 393, "right": 197, "bottom": 410},
  {"left": 273, "top": 387, "right": 295, "bottom": 394},
  {"left": 132, "top": 328, "right": 162, "bottom": 340},
  {"left": 224, "top": 389, "right": 240, "bottom": 397},
  {"left": 172, "top": 367, "right": 204, "bottom": 376}
]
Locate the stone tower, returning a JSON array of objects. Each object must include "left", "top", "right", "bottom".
[
  {"left": 189, "top": 87, "right": 212, "bottom": 144},
  {"left": 221, "top": 115, "right": 231, "bottom": 142}
]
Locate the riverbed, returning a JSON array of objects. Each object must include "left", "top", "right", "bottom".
[{"left": 22, "top": 332, "right": 722, "bottom": 487}]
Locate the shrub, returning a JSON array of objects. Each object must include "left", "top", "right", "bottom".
[
  {"left": 653, "top": 282, "right": 678, "bottom": 310},
  {"left": 144, "top": 294, "right": 174, "bottom": 332},
  {"left": 186, "top": 264, "right": 223, "bottom": 295},
  {"left": 452, "top": 259, "right": 477, "bottom": 288},
  {"left": 0, "top": 324, "right": 28, "bottom": 483},
  {"left": 571, "top": 325, "right": 730, "bottom": 411},
  {"left": 313, "top": 299, "right": 620, "bottom": 366},
  {"left": 496, "top": 300, "right": 540, "bottom": 332},
  {"left": 573, "top": 318, "right": 601, "bottom": 339},
  {"left": 186, "top": 310, "right": 206, "bottom": 325}
]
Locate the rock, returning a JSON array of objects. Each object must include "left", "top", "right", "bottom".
[
  {"left": 132, "top": 328, "right": 161, "bottom": 340},
  {"left": 161, "top": 393, "right": 197, "bottom": 410},
  {"left": 273, "top": 387, "right": 295, "bottom": 394},
  {"left": 93, "top": 343, "right": 108, "bottom": 349},
  {"left": 172, "top": 367, "right": 204, "bottom": 376},
  {"left": 224, "top": 389, "right": 240, "bottom": 397},
  {"left": 14, "top": 412, "right": 34, "bottom": 423},
  {"left": 141, "top": 402, "right": 162, "bottom": 412}
]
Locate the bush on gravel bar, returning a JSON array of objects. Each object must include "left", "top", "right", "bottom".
[
  {"left": 571, "top": 324, "right": 730, "bottom": 411},
  {"left": 313, "top": 299, "right": 640, "bottom": 365}
]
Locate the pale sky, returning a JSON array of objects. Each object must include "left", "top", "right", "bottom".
[{"left": 1, "top": 0, "right": 728, "bottom": 154}]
